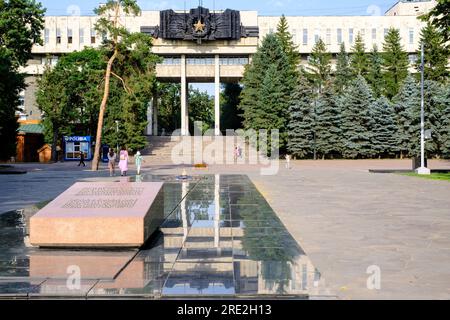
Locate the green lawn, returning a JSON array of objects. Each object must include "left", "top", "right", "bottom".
[{"left": 401, "top": 172, "right": 450, "bottom": 181}]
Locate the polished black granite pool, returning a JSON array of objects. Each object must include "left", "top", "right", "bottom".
[{"left": 0, "top": 174, "right": 327, "bottom": 299}]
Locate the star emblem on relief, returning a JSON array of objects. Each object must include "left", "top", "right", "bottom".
[{"left": 194, "top": 19, "right": 205, "bottom": 32}]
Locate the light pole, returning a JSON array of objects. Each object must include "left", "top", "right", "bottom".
[
  {"left": 115, "top": 120, "right": 119, "bottom": 157},
  {"left": 416, "top": 43, "right": 431, "bottom": 175}
]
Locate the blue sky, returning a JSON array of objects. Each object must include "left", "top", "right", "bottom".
[{"left": 40, "top": 0, "right": 399, "bottom": 16}]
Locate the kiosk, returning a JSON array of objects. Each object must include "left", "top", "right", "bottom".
[{"left": 63, "top": 136, "right": 92, "bottom": 161}]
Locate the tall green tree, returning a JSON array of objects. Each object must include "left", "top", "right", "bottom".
[
  {"left": 91, "top": 0, "right": 143, "bottom": 170},
  {"left": 239, "top": 34, "right": 296, "bottom": 149},
  {"left": 55, "top": 48, "right": 104, "bottom": 137},
  {"left": 334, "top": 43, "right": 352, "bottom": 93},
  {"left": 157, "top": 83, "right": 181, "bottom": 133},
  {"left": 287, "top": 76, "right": 315, "bottom": 158},
  {"left": 441, "top": 85, "right": 450, "bottom": 158},
  {"left": 102, "top": 33, "right": 159, "bottom": 153},
  {"left": 367, "top": 45, "right": 384, "bottom": 97},
  {"left": 408, "top": 80, "right": 447, "bottom": 158},
  {"left": 0, "top": 0, "right": 45, "bottom": 67},
  {"left": 0, "top": 0, "right": 45, "bottom": 160},
  {"left": 392, "top": 76, "right": 420, "bottom": 159},
  {"left": 276, "top": 15, "right": 300, "bottom": 67},
  {"left": 220, "top": 83, "right": 243, "bottom": 131},
  {"left": 188, "top": 87, "right": 214, "bottom": 133},
  {"left": 382, "top": 28, "right": 409, "bottom": 99},
  {"left": 350, "top": 33, "right": 369, "bottom": 77},
  {"left": 416, "top": 22, "right": 449, "bottom": 83},
  {"left": 0, "top": 50, "right": 24, "bottom": 160},
  {"left": 340, "top": 76, "right": 374, "bottom": 159},
  {"left": 305, "top": 38, "right": 332, "bottom": 93},
  {"left": 419, "top": 0, "right": 450, "bottom": 45},
  {"left": 315, "top": 88, "right": 342, "bottom": 159},
  {"left": 370, "top": 96, "right": 399, "bottom": 157},
  {"left": 36, "top": 65, "right": 75, "bottom": 161}
]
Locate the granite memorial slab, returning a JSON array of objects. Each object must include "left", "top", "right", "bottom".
[{"left": 30, "top": 182, "right": 164, "bottom": 247}]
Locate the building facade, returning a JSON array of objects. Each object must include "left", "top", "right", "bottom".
[{"left": 19, "top": 0, "right": 436, "bottom": 136}]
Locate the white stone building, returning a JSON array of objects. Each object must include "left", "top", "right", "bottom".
[{"left": 19, "top": 0, "right": 436, "bottom": 135}]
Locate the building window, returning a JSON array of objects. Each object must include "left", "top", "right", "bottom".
[
  {"left": 79, "top": 28, "right": 84, "bottom": 44},
  {"left": 384, "top": 28, "right": 389, "bottom": 38},
  {"left": 219, "top": 56, "right": 248, "bottom": 65},
  {"left": 326, "top": 28, "right": 331, "bottom": 45},
  {"left": 409, "top": 54, "right": 418, "bottom": 64},
  {"left": 337, "top": 28, "right": 342, "bottom": 44},
  {"left": 360, "top": 28, "right": 365, "bottom": 39},
  {"left": 56, "top": 28, "right": 61, "bottom": 44},
  {"left": 314, "top": 29, "right": 320, "bottom": 44},
  {"left": 372, "top": 28, "right": 377, "bottom": 41},
  {"left": 292, "top": 29, "right": 297, "bottom": 44},
  {"left": 349, "top": 28, "right": 354, "bottom": 44},
  {"left": 67, "top": 28, "right": 73, "bottom": 44},
  {"left": 90, "top": 28, "right": 96, "bottom": 44},
  {"left": 409, "top": 28, "right": 414, "bottom": 45},
  {"left": 160, "top": 56, "right": 181, "bottom": 65},
  {"left": 44, "top": 28, "right": 50, "bottom": 44},
  {"left": 302, "top": 29, "right": 308, "bottom": 45}
]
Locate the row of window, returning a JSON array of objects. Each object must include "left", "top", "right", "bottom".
[
  {"left": 263, "top": 27, "right": 415, "bottom": 46},
  {"left": 160, "top": 56, "right": 249, "bottom": 65},
  {"left": 44, "top": 28, "right": 98, "bottom": 45}
]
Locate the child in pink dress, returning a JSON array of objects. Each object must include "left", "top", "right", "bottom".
[{"left": 118, "top": 146, "right": 129, "bottom": 176}]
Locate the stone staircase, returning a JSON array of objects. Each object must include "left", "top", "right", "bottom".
[{"left": 142, "top": 135, "right": 266, "bottom": 165}]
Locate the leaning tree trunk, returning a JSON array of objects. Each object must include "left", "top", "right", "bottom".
[{"left": 91, "top": 49, "right": 118, "bottom": 171}]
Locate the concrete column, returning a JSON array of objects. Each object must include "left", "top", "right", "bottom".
[
  {"left": 214, "top": 55, "right": 221, "bottom": 136},
  {"left": 181, "top": 55, "right": 188, "bottom": 136},
  {"left": 214, "top": 174, "right": 220, "bottom": 248},
  {"left": 181, "top": 181, "right": 188, "bottom": 242}
]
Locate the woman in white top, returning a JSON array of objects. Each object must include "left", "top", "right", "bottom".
[{"left": 108, "top": 148, "right": 117, "bottom": 176}]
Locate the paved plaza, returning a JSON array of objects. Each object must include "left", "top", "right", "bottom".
[{"left": 1, "top": 159, "right": 450, "bottom": 299}]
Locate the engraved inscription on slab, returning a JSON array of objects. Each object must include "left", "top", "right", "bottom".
[
  {"left": 62, "top": 199, "right": 138, "bottom": 209},
  {"left": 61, "top": 186, "right": 145, "bottom": 209}
]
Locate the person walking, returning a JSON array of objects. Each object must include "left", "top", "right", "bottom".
[
  {"left": 118, "top": 146, "right": 129, "bottom": 176},
  {"left": 135, "top": 151, "right": 144, "bottom": 176},
  {"left": 77, "top": 151, "right": 86, "bottom": 167},
  {"left": 285, "top": 154, "right": 291, "bottom": 169},
  {"left": 108, "top": 148, "right": 116, "bottom": 176}
]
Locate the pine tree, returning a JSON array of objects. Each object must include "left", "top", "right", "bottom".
[
  {"left": 416, "top": 22, "right": 449, "bottom": 83},
  {"left": 441, "top": 85, "right": 450, "bottom": 158},
  {"left": 221, "top": 83, "right": 243, "bottom": 130},
  {"left": 408, "top": 80, "right": 447, "bottom": 158},
  {"left": 350, "top": 33, "right": 369, "bottom": 77},
  {"left": 370, "top": 96, "right": 399, "bottom": 157},
  {"left": 276, "top": 15, "right": 301, "bottom": 67},
  {"left": 419, "top": 0, "right": 450, "bottom": 45},
  {"left": 239, "top": 34, "right": 296, "bottom": 149},
  {"left": 392, "top": 76, "right": 420, "bottom": 159},
  {"left": 334, "top": 43, "right": 352, "bottom": 93},
  {"left": 382, "top": 28, "right": 409, "bottom": 99},
  {"left": 340, "top": 76, "right": 374, "bottom": 159},
  {"left": 287, "top": 76, "right": 315, "bottom": 158},
  {"left": 366, "top": 45, "right": 384, "bottom": 98},
  {"left": 306, "top": 38, "right": 332, "bottom": 93},
  {"left": 315, "top": 88, "right": 342, "bottom": 159}
]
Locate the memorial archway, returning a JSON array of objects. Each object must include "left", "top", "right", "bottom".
[{"left": 142, "top": 6, "right": 259, "bottom": 136}]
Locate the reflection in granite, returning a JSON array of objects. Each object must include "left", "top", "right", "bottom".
[{"left": 0, "top": 174, "right": 328, "bottom": 298}]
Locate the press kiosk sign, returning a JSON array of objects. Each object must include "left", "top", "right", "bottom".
[{"left": 63, "top": 136, "right": 92, "bottom": 161}]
